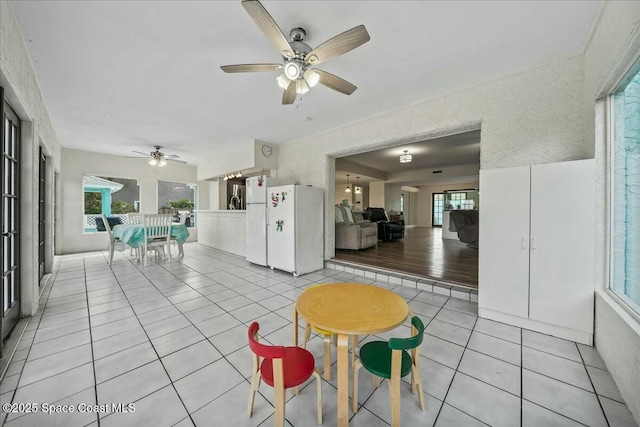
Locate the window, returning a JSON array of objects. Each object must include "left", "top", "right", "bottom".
[
  {"left": 157, "top": 181, "right": 197, "bottom": 227},
  {"left": 610, "top": 58, "right": 640, "bottom": 313},
  {"left": 83, "top": 175, "right": 139, "bottom": 233},
  {"left": 432, "top": 193, "right": 444, "bottom": 226}
]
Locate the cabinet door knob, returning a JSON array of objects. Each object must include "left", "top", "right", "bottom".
[{"left": 521, "top": 236, "right": 528, "bottom": 249}]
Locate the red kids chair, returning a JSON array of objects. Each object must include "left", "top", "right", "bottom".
[{"left": 247, "top": 322, "right": 323, "bottom": 426}]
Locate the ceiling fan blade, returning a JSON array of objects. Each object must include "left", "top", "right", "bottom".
[
  {"left": 314, "top": 69, "right": 357, "bottom": 95},
  {"left": 132, "top": 150, "right": 151, "bottom": 156},
  {"left": 282, "top": 83, "right": 296, "bottom": 105},
  {"left": 165, "top": 154, "right": 180, "bottom": 159},
  {"left": 305, "top": 25, "right": 370, "bottom": 65},
  {"left": 220, "top": 63, "right": 282, "bottom": 73},
  {"left": 241, "top": 0, "right": 293, "bottom": 58},
  {"left": 166, "top": 158, "right": 187, "bottom": 164}
]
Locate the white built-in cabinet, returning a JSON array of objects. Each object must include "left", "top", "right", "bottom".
[{"left": 479, "top": 159, "right": 595, "bottom": 345}]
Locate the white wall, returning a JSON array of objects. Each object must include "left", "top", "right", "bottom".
[
  {"left": 585, "top": 1, "right": 640, "bottom": 423},
  {"left": 334, "top": 185, "right": 353, "bottom": 205},
  {"left": 369, "top": 181, "right": 385, "bottom": 208},
  {"left": 1, "top": 0, "right": 61, "bottom": 316},
  {"left": 277, "top": 55, "right": 586, "bottom": 258},
  {"left": 416, "top": 181, "right": 479, "bottom": 227},
  {"left": 59, "top": 148, "right": 198, "bottom": 254}
]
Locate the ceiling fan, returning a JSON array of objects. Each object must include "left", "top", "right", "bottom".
[
  {"left": 221, "top": 0, "right": 370, "bottom": 105},
  {"left": 131, "top": 146, "right": 186, "bottom": 166}
]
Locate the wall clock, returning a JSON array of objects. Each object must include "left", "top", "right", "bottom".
[{"left": 262, "top": 145, "right": 273, "bottom": 157}]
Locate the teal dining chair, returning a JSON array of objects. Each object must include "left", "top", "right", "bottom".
[{"left": 352, "top": 316, "right": 425, "bottom": 427}]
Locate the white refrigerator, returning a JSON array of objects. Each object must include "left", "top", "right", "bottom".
[
  {"left": 267, "top": 185, "right": 324, "bottom": 276},
  {"left": 246, "top": 176, "right": 294, "bottom": 266}
]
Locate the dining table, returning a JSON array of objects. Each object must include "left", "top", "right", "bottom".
[
  {"left": 112, "top": 223, "right": 190, "bottom": 256},
  {"left": 294, "top": 282, "right": 409, "bottom": 427}
]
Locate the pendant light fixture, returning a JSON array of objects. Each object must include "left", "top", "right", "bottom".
[
  {"left": 399, "top": 150, "right": 413, "bottom": 163},
  {"left": 345, "top": 174, "right": 351, "bottom": 193},
  {"left": 355, "top": 177, "right": 361, "bottom": 194}
]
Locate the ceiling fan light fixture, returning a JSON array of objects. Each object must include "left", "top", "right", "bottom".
[
  {"left": 148, "top": 158, "right": 158, "bottom": 166},
  {"left": 284, "top": 62, "right": 301, "bottom": 80},
  {"left": 399, "top": 150, "right": 413, "bottom": 163},
  {"left": 158, "top": 159, "right": 167, "bottom": 167},
  {"left": 303, "top": 69, "right": 320, "bottom": 87},
  {"left": 276, "top": 73, "right": 291, "bottom": 89},
  {"left": 296, "top": 79, "right": 309, "bottom": 95}
]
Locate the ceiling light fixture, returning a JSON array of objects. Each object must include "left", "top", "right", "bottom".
[
  {"left": 276, "top": 73, "right": 291, "bottom": 89},
  {"left": 223, "top": 172, "right": 243, "bottom": 181},
  {"left": 148, "top": 153, "right": 166, "bottom": 167},
  {"left": 303, "top": 69, "right": 320, "bottom": 87},
  {"left": 345, "top": 174, "right": 351, "bottom": 193},
  {"left": 275, "top": 64, "right": 322, "bottom": 97},
  {"left": 355, "top": 177, "right": 361, "bottom": 194},
  {"left": 399, "top": 150, "right": 413, "bottom": 163},
  {"left": 284, "top": 61, "right": 301, "bottom": 80},
  {"left": 296, "top": 79, "right": 309, "bottom": 95}
]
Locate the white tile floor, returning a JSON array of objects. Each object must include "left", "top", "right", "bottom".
[{"left": 0, "top": 243, "right": 637, "bottom": 427}]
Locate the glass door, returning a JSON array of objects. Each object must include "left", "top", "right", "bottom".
[
  {"left": 2, "top": 91, "right": 21, "bottom": 346},
  {"left": 39, "top": 147, "right": 46, "bottom": 281},
  {"left": 432, "top": 193, "right": 444, "bottom": 226}
]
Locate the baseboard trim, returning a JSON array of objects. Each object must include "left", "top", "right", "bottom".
[
  {"left": 0, "top": 317, "right": 29, "bottom": 382},
  {"left": 479, "top": 307, "right": 593, "bottom": 345}
]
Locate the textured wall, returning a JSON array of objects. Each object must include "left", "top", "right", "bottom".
[
  {"left": 278, "top": 55, "right": 586, "bottom": 257},
  {"left": 197, "top": 211, "right": 246, "bottom": 257},
  {"left": 595, "top": 292, "right": 640, "bottom": 423},
  {"left": 60, "top": 149, "right": 198, "bottom": 253}
]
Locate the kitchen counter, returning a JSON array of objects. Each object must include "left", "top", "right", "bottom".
[{"left": 196, "top": 210, "right": 246, "bottom": 256}]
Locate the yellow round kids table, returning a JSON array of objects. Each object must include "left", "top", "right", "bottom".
[{"left": 294, "top": 283, "right": 409, "bottom": 427}]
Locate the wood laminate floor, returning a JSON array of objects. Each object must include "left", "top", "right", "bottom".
[{"left": 334, "top": 226, "right": 478, "bottom": 288}]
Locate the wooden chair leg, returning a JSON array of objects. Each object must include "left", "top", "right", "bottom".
[
  {"left": 351, "top": 335, "right": 359, "bottom": 368},
  {"left": 312, "top": 369, "right": 323, "bottom": 424},
  {"left": 273, "top": 359, "right": 285, "bottom": 427},
  {"left": 352, "top": 359, "right": 362, "bottom": 414},
  {"left": 323, "top": 334, "right": 332, "bottom": 380},
  {"left": 389, "top": 350, "right": 402, "bottom": 427},
  {"left": 373, "top": 375, "right": 381, "bottom": 388},
  {"left": 247, "top": 370, "right": 261, "bottom": 417},
  {"left": 303, "top": 323, "right": 311, "bottom": 349},
  {"left": 412, "top": 364, "right": 425, "bottom": 411},
  {"left": 388, "top": 378, "right": 401, "bottom": 427}
]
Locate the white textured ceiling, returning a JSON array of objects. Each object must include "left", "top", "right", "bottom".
[{"left": 16, "top": 1, "right": 602, "bottom": 165}]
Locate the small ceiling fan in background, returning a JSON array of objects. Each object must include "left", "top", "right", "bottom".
[
  {"left": 221, "top": 0, "right": 370, "bottom": 104},
  {"left": 131, "top": 146, "right": 186, "bottom": 166}
]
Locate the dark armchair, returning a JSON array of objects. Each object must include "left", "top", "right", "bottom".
[{"left": 364, "top": 207, "right": 405, "bottom": 241}]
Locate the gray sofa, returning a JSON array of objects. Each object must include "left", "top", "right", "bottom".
[{"left": 335, "top": 205, "right": 377, "bottom": 250}]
